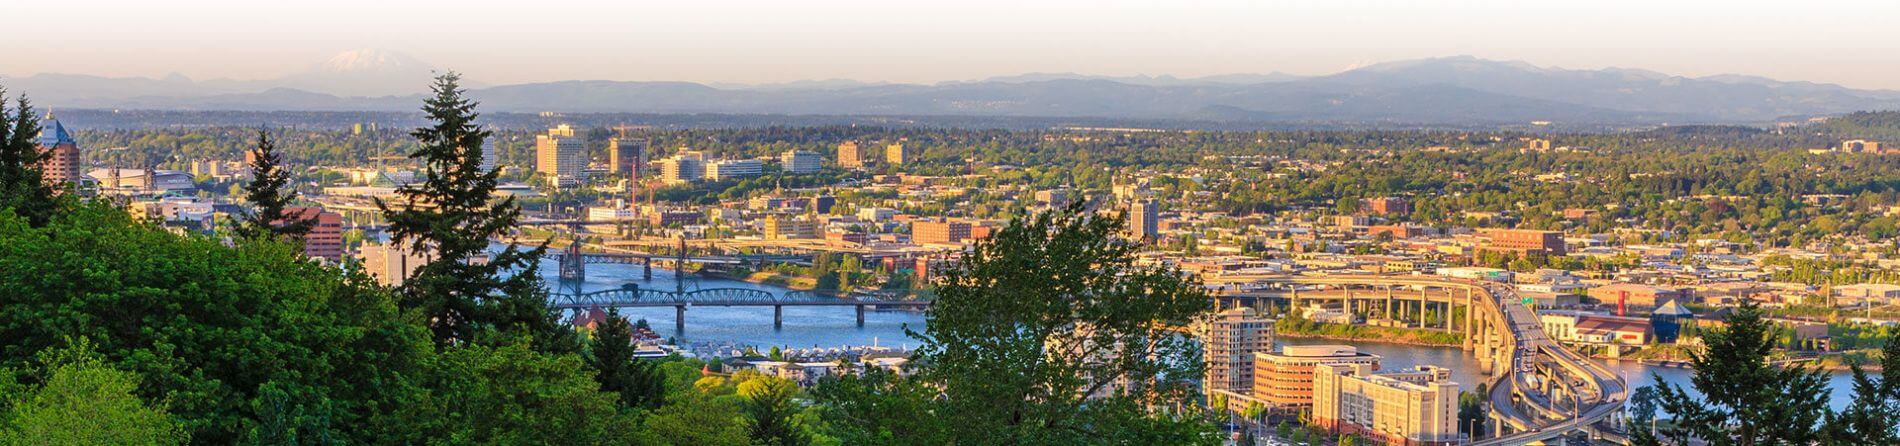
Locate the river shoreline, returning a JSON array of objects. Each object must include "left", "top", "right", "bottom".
[{"left": 1275, "top": 331, "right": 1463, "bottom": 348}]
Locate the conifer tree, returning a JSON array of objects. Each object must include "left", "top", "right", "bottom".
[
  {"left": 237, "top": 128, "right": 311, "bottom": 241},
  {"left": 587, "top": 307, "right": 666, "bottom": 410},
  {"left": 0, "top": 89, "right": 57, "bottom": 226},
  {"left": 1637, "top": 301, "right": 1830, "bottom": 446},
  {"left": 377, "top": 72, "right": 571, "bottom": 352}
]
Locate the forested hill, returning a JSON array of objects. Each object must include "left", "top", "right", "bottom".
[{"left": 1816, "top": 111, "right": 1900, "bottom": 141}]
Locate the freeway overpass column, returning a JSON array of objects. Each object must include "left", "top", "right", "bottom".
[
  {"left": 675, "top": 305, "right": 687, "bottom": 339},
  {"left": 1384, "top": 285, "right": 1394, "bottom": 320},
  {"left": 774, "top": 305, "right": 784, "bottom": 330},
  {"left": 1465, "top": 288, "right": 1475, "bottom": 350},
  {"left": 1444, "top": 289, "right": 1454, "bottom": 331},
  {"left": 856, "top": 305, "right": 866, "bottom": 327},
  {"left": 1289, "top": 286, "right": 1299, "bottom": 311}
]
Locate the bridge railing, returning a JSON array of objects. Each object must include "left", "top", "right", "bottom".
[{"left": 550, "top": 287, "right": 935, "bottom": 308}]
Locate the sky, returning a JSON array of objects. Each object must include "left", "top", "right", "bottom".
[{"left": 10, "top": 0, "right": 1900, "bottom": 89}]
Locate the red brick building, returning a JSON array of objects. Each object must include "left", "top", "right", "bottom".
[
  {"left": 1480, "top": 229, "right": 1566, "bottom": 256},
  {"left": 1364, "top": 197, "right": 1411, "bottom": 216},
  {"left": 284, "top": 206, "right": 344, "bottom": 263}
]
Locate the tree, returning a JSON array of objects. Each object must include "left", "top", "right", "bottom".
[
  {"left": 377, "top": 72, "right": 570, "bottom": 352},
  {"left": 1639, "top": 301, "right": 1830, "bottom": 446},
  {"left": 903, "top": 203, "right": 1217, "bottom": 445},
  {"left": 640, "top": 393, "right": 750, "bottom": 446},
  {"left": 395, "top": 338, "right": 638, "bottom": 445},
  {"left": 0, "top": 89, "right": 57, "bottom": 227},
  {"left": 236, "top": 128, "right": 311, "bottom": 242},
  {"left": 1822, "top": 334, "right": 1900, "bottom": 445},
  {"left": 0, "top": 339, "right": 187, "bottom": 446},
  {"left": 738, "top": 377, "right": 810, "bottom": 446},
  {"left": 810, "top": 368, "right": 952, "bottom": 445},
  {"left": 587, "top": 308, "right": 665, "bottom": 410},
  {"left": 1457, "top": 390, "right": 1486, "bottom": 438}
]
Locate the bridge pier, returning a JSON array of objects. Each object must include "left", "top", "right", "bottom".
[
  {"left": 855, "top": 305, "right": 866, "bottom": 327},
  {"left": 675, "top": 305, "right": 686, "bottom": 339},
  {"left": 644, "top": 258, "right": 652, "bottom": 280},
  {"left": 774, "top": 305, "right": 784, "bottom": 330}
]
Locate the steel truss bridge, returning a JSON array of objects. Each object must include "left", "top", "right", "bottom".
[{"left": 550, "top": 286, "right": 931, "bottom": 336}]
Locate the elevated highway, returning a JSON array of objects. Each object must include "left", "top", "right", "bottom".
[{"left": 1209, "top": 274, "right": 1625, "bottom": 445}]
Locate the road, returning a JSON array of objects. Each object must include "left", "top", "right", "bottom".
[{"left": 1470, "top": 282, "right": 1627, "bottom": 446}]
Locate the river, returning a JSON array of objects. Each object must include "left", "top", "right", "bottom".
[{"left": 531, "top": 252, "right": 1859, "bottom": 409}]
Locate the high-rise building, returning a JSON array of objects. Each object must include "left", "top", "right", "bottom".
[
  {"left": 1204, "top": 308, "right": 1275, "bottom": 403},
  {"left": 1252, "top": 345, "right": 1383, "bottom": 409},
  {"left": 1129, "top": 200, "right": 1159, "bottom": 242},
  {"left": 780, "top": 149, "right": 822, "bottom": 174},
  {"left": 1311, "top": 363, "right": 1460, "bottom": 445},
  {"left": 358, "top": 242, "right": 433, "bottom": 287},
  {"left": 535, "top": 124, "right": 586, "bottom": 187},
  {"left": 658, "top": 151, "right": 705, "bottom": 184},
  {"left": 283, "top": 206, "right": 343, "bottom": 263},
  {"left": 610, "top": 138, "right": 645, "bottom": 176},
  {"left": 36, "top": 112, "right": 80, "bottom": 189},
  {"left": 885, "top": 142, "right": 909, "bottom": 165},
  {"left": 912, "top": 218, "right": 972, "bottom": 244},
  {"left": 706, "top": 159, "right": 763, "bottom": 181},
  {"left": 478, "top": 140, "right": 498, "bottom": 173},
  {"left": 837, "top": 141, "right": 866, "bottom": 169}
]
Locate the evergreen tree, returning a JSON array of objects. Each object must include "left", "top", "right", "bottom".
[
  {"left": 587, "top": 308, "right": 665, "bottom": 410},
  {"left": 1822, "top": 335, "right": 1900, "bottom": 445},
  {"left": 1638, "top": 301, "right": 1830, "bottom": 446},
  {"left": 377, "top": 72, "right": 572, "bottom": 352},
  {"left": 737, "top": 377, "right": 810, "bottom": 446},
  {"left": 0, "top": 89, "right": 57, "bottom": 227},
  {"left": 236, "top": 128, "right": 311, "bottom": 242}
]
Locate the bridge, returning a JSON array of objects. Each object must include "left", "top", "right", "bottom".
[
  {"left": 539, "top": 235, "right": 810, "bottom": 284},
  {"left": 550, "top": 285, "right": 932, "bottom": 337},
  {"left": 1206, "top": 274, "right": 1626, "bottom": 446}
]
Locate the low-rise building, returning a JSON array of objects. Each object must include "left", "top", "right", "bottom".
[
  {"left": 1253, "top": 345, "right": 1383, "bottom": 410},
  {"left": 1312, "top": 363, "right": 1460, "bottom": 446}
]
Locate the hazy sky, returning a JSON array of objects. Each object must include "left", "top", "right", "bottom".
[{"left": 10, "top": 0, "right": 1900, "bottom": 89}]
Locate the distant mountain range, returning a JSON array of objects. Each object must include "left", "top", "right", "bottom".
[{"left": 11, "top": 53, "right": 1900, "bottom": 126}]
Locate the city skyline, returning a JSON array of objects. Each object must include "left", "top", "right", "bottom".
[{"left": 10, "top": 0, "right": 1900, "bottom": 90}]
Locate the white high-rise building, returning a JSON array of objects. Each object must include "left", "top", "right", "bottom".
[
  {"left": 780, "top": 150, "right": 822, "bottom": 174},
  {"left": 706, "top": 159, "right": 763, "bottom": 181},
  {"left": 1204, "top": 307, "right": 1274, "bottom": 403},
  {"left": 535, "top": 124, "right": 586, "bottom": 187}
]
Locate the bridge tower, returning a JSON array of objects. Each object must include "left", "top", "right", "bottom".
[{"left": 558, "top": 233, "right": 587, "bottom": 287}]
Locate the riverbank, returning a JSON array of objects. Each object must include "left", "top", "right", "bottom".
[{"left": 1273, "top": 320, "right": 1464, "bottom": 347}]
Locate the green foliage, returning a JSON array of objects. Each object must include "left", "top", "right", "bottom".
[
  {"left": 1821, "top": 335, "right": 1900, "bottom": 445},
  {"left": 0, "top": 89, "right": 58, "bottom": 227},
  {"left": 0, "top": 338, "right": 187, "bottom": 446},
  {"left": 886, "top": 204, "right": 1217, "bottom": 445},
  {"left": 1640, "top": 300, "right": 1832, "bottom": 446},
  {"left": 638, "top": 393, "right": 749, "bottom": 446},
  {"left": 394, "top": 338, "right": 639, "bottom": 445},
  {"left": 375, "top": 72, "right": 570, "bottom": 353},
  {"left": 587, "top": 308, "right": 666, "bottom": 410},
  {"left": 236, "top": 128, "right": 311, "bottom": 242},
  {"left": 0, "top": 202, "right": 431, "bottom": 443},
  {"left": 738, "top": 377, "right": 810, "bottom": 446},
  {"left": 810, "top": 369, "right": 952, "bottom": 445}
]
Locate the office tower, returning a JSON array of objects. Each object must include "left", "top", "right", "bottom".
[
  {"left": 610, "top": 137, "right": 645, "bottom": 176},
  {"left": 535, "top": 124, "right": 585, "bottom": 187},
  {"left": 1364, "top": 196, "right": 1411, "bottom": 216},
  {"left": 780, "top": 149, "right": 822, "bottom": 174},
  {"left": 885, "top": 142, "right": 909, "bottom": 165},
  {"left": 284, "top": 206, "right": 343, "bottom": 263},
  {"left": 1129, "top": 200, "right": 1158, "bottom": 241},
  {"left": 36, "top": 112, "right": 80, "bottom": 188},
  {"left": 1204, "top": 307, "right": 1274, "bottom": 404},
  {"left": 763, "top": 215, "right": 819, "bottom": 240},
  {"left": 838, "top": 141, "right": 866, "bottom": 169},
  {"left": 478, "top": 140, "right": 498, "bottom": 173},
  {"left": 659, "top": 151, "right": 705, "bottom": 184}
]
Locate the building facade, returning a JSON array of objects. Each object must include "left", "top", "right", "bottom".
[
  {"left": 1480, "top": 229, "right": 1567, "bottom": 256},
  {"left": 885, "top": 142, "right": 909, "bottom": 165},
  {"left": 838, "top": 141, "right": 866, "bottom": 169},
  {"left": 763, "top": 215, "right": 820, "bottom": 240},
  {"left": 1311, "top": 363, "right": 1460, "bottom": 446},
  {"left": 706, "top": 159, "right": 763, "bottom": 181},
  {"left": 1130, "top": 200, "right": 1159, "bottom": 242},
  {"left": 781, "top": 150, "right": 823, "bottom": 174},
  {"left": 37, "top": 113, "right": 81, "bottom": 188},
  {"left": 659, "top": 151, "right": 706, "bottom": 184},
  {"left": 535, "top": 124, "right": 586, "bottom": 186},
  {"left": 609, "top": 137, "right": 644, "bottom": 176},
  {"left": 1205, "top": 308, "right": 1275, "bottom": 402},
  {"left": 912, "top": 218, "right": 972, "bottom": 244},
  {"left": 1253, "top": 345, "right": 1383, "bottom": 409},
  {"left": 284, "top": 206, "right": 344, "bottom": 263}
]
